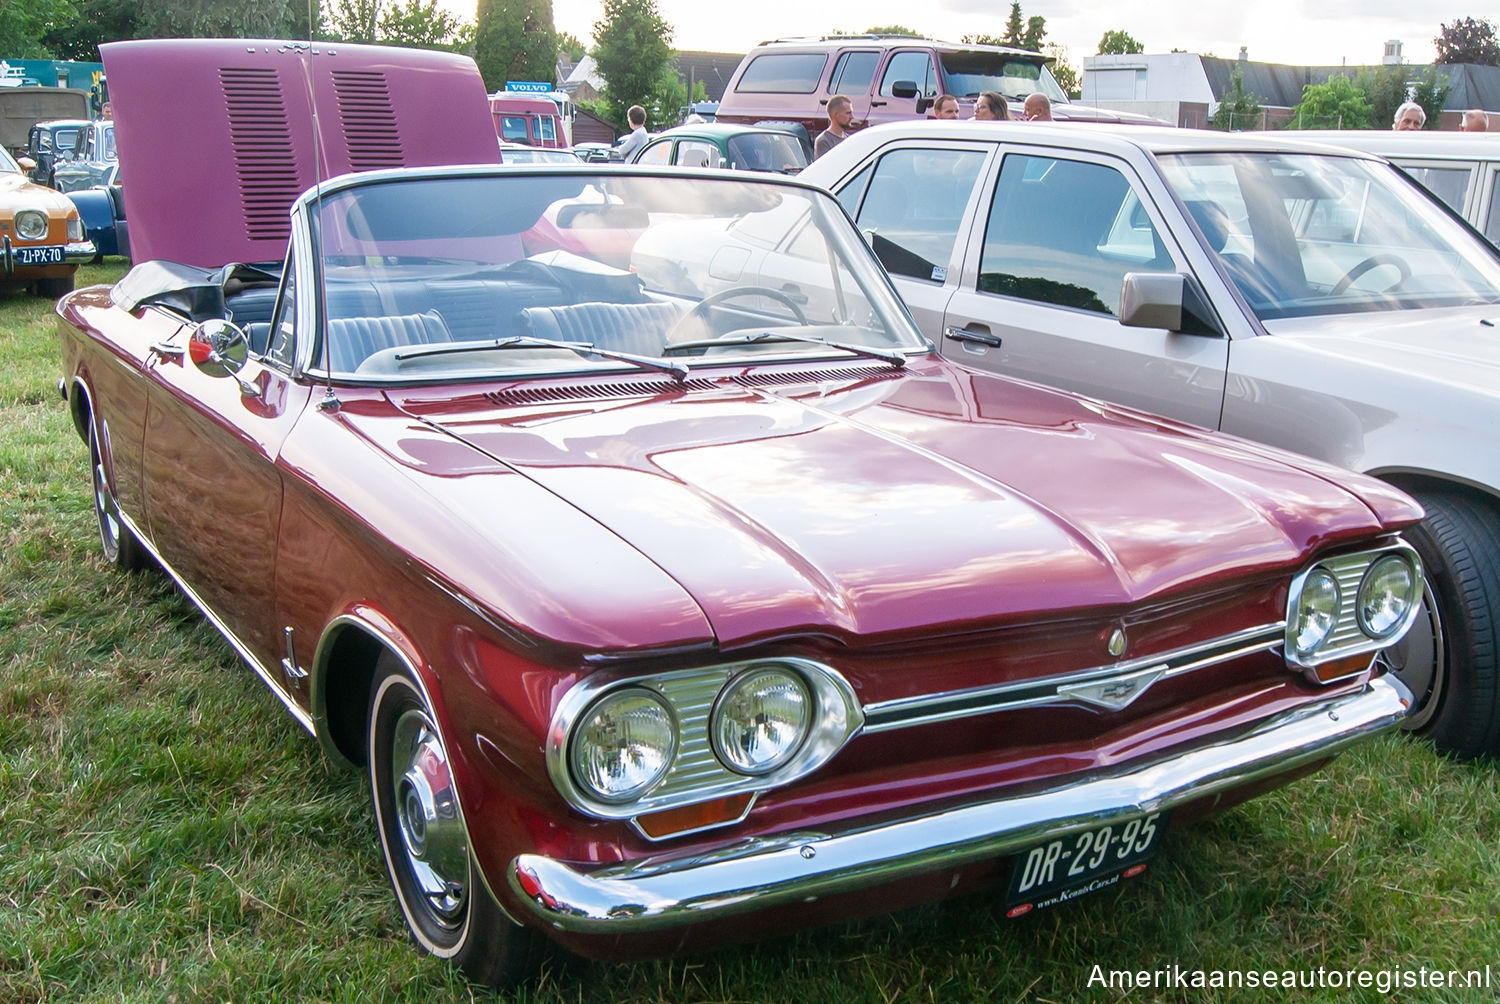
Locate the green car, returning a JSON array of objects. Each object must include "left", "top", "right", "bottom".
[{"left": 630, "top": 123, "right": 808, "bottom": 174}]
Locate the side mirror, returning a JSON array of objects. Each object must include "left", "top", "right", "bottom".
[
  {"left": 1119, "top": 273, "right": 1184, "bottom": 331},
  {"left": 915, "top": 96, "right": 930, "bottom": 114},
  {"left": 890, "top": 81, "right": 919, "bottom": 99},
  {"left": 16, "top": 155, "right": 35, "bottom": 172},
  {"left": 1119, "top": 273, "right": 1222, "bottom": 336},
  {"left": 190, "top": 319, "right": 257, "bottom": 395}
]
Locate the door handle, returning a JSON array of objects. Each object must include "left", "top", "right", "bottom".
[
  {"left": 870, "top": 99, "right": 888, "bottom": 107},
  {"left": 944, "top": 325, "right": 1002, "bottom": 347},
  {"left": 780, "top": 284, "right": 809, "bottom": 305}
]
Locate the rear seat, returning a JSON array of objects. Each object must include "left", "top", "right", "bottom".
[
  {"left": 326, "top": 311, "right": 453, "bottom": 371},
  {"left": 516, "top": 301, "right": 683, "bottom": 357},
  {"left": 383, "top": 279, "right": 564, "bottom": 342}
]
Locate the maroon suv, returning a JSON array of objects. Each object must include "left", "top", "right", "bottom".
[{"left": 716, "top": 36, "right": 1163, "bottom": 143}]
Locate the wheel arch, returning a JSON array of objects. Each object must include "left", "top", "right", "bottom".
[
  {"left": 311, "top": 616, "right": 421, "bottom": 771},
  {"left": 1377, "top": 469, "right": 1500, "bottom": 514}
]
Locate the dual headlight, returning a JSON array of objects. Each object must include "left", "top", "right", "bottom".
[
  {"left": 1286, "top": 544, "right": 1422, "bottom": 676},
  {"left": 554, "top": 660, "right": 860, "bottom": 817}
]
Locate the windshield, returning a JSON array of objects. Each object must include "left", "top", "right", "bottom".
[
  {"left": 308, "top": 171, "right": 924, "bottom": 380},
  {"left": 1159, "top": 151, "right": 1500, "bottom": 320},
  {"left": 939, "top": 51, "right": 1066, "bottom": 102}
]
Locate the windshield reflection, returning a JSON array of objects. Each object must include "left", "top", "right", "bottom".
[{"left": 308, "top": 171, "right": 923, "bottom": 379}]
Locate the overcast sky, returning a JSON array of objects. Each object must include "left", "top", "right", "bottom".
[{"left": 443, "top": 1, "right": 1470, "bottom": 69}]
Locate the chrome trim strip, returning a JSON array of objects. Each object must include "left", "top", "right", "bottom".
[
  {"left": 64, "top": 239, "right": 98, "bottom": 263},
  {"left": 116, "top": 509, "right": 315, "bottom": 734},
  {"left": 861, "top": 622, "right": 1286, "bottom": 732},
  {"left": 511, "top": 676, "right": 1410, "bottom": 934}
]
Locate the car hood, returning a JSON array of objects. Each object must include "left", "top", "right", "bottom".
[
  {"left": 0, "top": 170, "right": 78, "bottom": 213},
  {"left": 100, "top": 38, "right": 500, "bottom": 268},
  {"left": 374, "top": 360, "right": 1416, "bottom": 648},
  {"left": 1262, "top": 304, "right": 1500, "bottom": 391}
]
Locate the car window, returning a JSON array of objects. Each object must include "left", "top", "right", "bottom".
[
  {"left": 677, "top": 140, "right": 721, "bottom": 169},
  {"left": 266, "top": 256, "right": 297, "bottom": 369},
  {"left": 726, "top": 133, "right": 806, "bottom": 173},
  {"left": 1399, "top": 164, "right": 1472, "bottom": 214},
  {"left": 537, "top": 117, "right": 556, "bottom": 144},
  {"left": 938, "top": 51, "right": 1066, "bottom": 101},
  {"left": 1159, "top": 152, "right": 1500, "bottom": 319},
  {"left": 978, "top": 154, "right": 1174, "bottom": 315},
  {"left": 635, "top": 140, "right": 672, "bottom": 165},
  {"left": 499, "top": 116, "right": 530, "bottom": 142},
  {"left": 879, "top": 52, "right": 938, "bottom": 98},
  {"left": 831, "top": 51, "right": 879, "bottom": 95},
  {"left": 1486, "top": 170, "right": 1500, "bottom": 244},
  {"left": 852, "top": 147, "right": 986, "bottom": 282},
  {"left": 736, "top": 53, "right": 828, "bottom": 93}
]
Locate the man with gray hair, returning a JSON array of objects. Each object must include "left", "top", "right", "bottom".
[
  {"left": 1461, "top": 109, "right": 1488, "bottom": 132},
  {"left": 1393, "top": 101, "right": 1425, "bottom": 131}
]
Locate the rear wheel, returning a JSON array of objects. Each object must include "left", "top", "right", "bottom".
[
  {"left": 367, "top": 654, "right": 540, "bottom": 988},
  {"left": 1386, "top": 492, "right": 1500, "bottom": 757},
  {"left": 90, "top": 421, "right": 147, "bottom": 571}
]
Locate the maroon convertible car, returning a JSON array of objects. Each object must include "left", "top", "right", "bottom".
[{"left": 57, "top": 39, "right": 1426, "bottom": 987}]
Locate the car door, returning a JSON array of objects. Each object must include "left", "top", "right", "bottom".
[
  {"left": 826, "top": 49, "right": 877, "bottom": 128},
  {"left": 870, "top": 49, "right": 939, "bottom": 127},
  {"left": 1479, "top": 162, "right": 1500, "bottom": 246},
  {"left": 137, "top": 263, "right": 314, "bottom": 670},
  {"left": 834, "top": 140, "right": 994, "bottom": 338},
  {"left": 940, "top": 146, "right": 1231, "bottom": 429}
]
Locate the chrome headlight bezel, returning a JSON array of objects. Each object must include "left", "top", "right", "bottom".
[
  {"left": 1284, "top": 541, "right": 1424, "bottom": 679},
  {"left": 547, "top": 658, "right": 862, "bottom": 826},
  {"left": 14, "top": 210, "right": 49, "bottom": 241}
]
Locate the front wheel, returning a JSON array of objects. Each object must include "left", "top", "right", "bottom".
[
  {"left": 90, "top": 420, "right": 147, "bottom": 571},
  {"left": 1385, "top": 492, "right": 1500, "bottom": 758},
  {"left": 33, "top": 274, "right": 75, "bottom": 299},
  {"left": 367, "top": 654, "right": 540, "bottom": 988}
]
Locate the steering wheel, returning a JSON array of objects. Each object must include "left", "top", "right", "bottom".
[
  {"left": 1329, "top": 253, "right": 1412, "bottom": 296},
  {"left": 670, "top": 286, "right": 809, "bottom": 341}
]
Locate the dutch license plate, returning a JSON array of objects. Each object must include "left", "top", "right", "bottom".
[
  {"left": 16, "top": 245, "right": 64, "bottom": 266},
  {"left": 1004, "top": 812, "right": 1166, "bottom": 915}
]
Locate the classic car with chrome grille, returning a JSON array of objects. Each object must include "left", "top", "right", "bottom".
[
  {"left": 0, "top": 143, "right": 91, "bottom": 297},
  {"left": 58, "top": 39, "right": 1426, "bottom": 988}
]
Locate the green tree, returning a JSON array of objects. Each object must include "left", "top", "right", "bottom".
[
  {"left": 325, "top": 0, "right": 380, "bottom": 42},
  {"left": 557, "top": 29, "right": 586, "bottom": 62},
  {"left": 1210, "top": 65, "right": 1264, "bottom": 130},
  {"left": 1097, "top": 29, "right": 1143, "bottom": 55},
  {"left": 1021, "top": 16, "right": 1045, "bottom": 52},
  {"left": 1287, "top": 74, "right": 1371, "bottom": 129},
  {"left": 1411, "top": 66, "right": 1451, "bottom": 127},
  {"left": 474, "top": 0, "right": 556, "bottom": 92},
  {"left": 863, "top": 25, "right": 920, "bottom": 37},
  {"left": 1044, "top": 43, "right": 1079, "bottom": 97},
  {"left": 592, "top": 0, "right": 673, "bottom": 126},
  {"left": 1356, "top": 63, "right": 1407, "bottom": 129},
  {"left": 1002, "top": 2, "right": 1023, "bottom": 47},
  {"left": 1435, "top": 17, "right": 1500, "bottom": 65}
]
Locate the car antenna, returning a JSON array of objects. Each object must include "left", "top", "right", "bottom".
[{"left": 297, "top": 25, "right": 341, "bottom": 413}]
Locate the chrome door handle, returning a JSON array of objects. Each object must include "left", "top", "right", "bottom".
[{"left": 944, "top": 326, "right": 1002, "bottom": 347}]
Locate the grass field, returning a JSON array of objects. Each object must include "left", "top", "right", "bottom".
[{"left": 3, "top": 262, "right": 1498, "bottom": 1002}]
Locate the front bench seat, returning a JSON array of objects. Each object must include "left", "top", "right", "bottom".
[
  {"left": 324, "top": 310, "right": 453, "bottom": 372},
  {"left": 516, "top": 301, "right": 683, "bottom": 358}
]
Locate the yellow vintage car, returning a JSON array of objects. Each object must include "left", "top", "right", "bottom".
[{"left": 2, "top": 145, "right": 92, "bottom": 298}]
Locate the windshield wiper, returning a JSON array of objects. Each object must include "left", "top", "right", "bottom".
[
  {"left": 662, "top": 330, "right": 907, "bottom": 367},
  {"left": 394, "top": 336, "right": 691, "bottom": 381}
]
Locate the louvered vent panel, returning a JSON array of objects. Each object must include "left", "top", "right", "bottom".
[
  {"left": 331, "top": 70, "right": 404, "bottom": 170},
  {"left": 220, "top": 67, "right": 298, "bottom": 242}
]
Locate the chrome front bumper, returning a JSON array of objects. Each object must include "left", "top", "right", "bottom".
[
  {"left": 65, "top": 240, "right": 97, "bottom": 263},
  {"left": 511, "top": 675, "right": 1409, "bottom": 933}
]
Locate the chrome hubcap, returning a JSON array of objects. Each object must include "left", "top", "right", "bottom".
[
  {"left": 92, "top": 452, "right": 121, "bottom": 559},
  {"left": 390, "top": 708, "right": 468, "bottom": 923}
]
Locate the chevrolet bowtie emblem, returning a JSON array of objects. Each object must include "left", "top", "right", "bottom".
[{"left": 1057, "top": 665, "right": 1166, "bottom": 712}]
